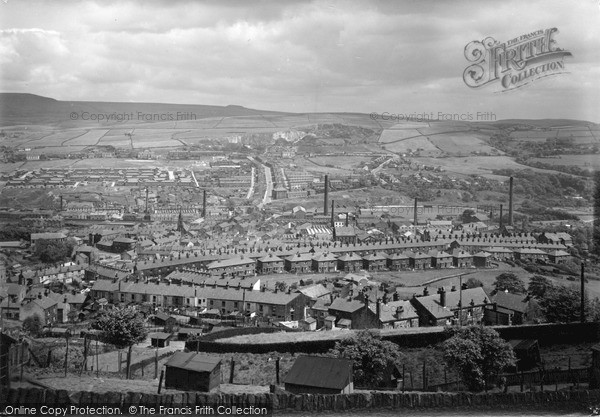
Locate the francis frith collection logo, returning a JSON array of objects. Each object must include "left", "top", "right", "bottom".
[{"left": 463, "top": 28, "right": 572, "bottom": 91}]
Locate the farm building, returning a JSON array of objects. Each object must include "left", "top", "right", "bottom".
[
  {"left": 284, "top": 355, "right": 353, "bottom": 394},
  {"left": 149, "top": 332, "right": 172, "bottom": 348},
  {"left": 165, "top": 352, "right": 221, "bottom": 392}
]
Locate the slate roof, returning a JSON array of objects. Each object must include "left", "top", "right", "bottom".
[
  {"left": 284, "top": 355, "right": 353, "bottom": 390},
  {"left": 413, "top": 287, "right": 489, "bottom": 319},
  {"left": 491, "top": 291, "right": 530, "bottom": 314},
  {"left": 329, "top": 297, "right": 365, "bottom": 314},
  {"left": 298, "top": 284, "right": 331, "bottom": 300},
  {"left": 165, "top": 352, "right": 221, "bottom": 373}
]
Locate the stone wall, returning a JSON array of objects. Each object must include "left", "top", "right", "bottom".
[{"left": 2, "top": 387, "right": 600, "bottom": 412}]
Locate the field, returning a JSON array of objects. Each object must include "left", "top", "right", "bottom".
[
  {"left": 412, "top": 156, "right": 556, "bottom": 179},
  {"left": 64, "top": 129, "right": 109, "bottom": 146},
  {"left": 381, "top": 137, "right": 442, "bottom": 155},
  {"left": 529, "top": 154, "right": 600, "bottom": 170},
  {"left": 427, "top": 132, "right": 501, "bottom": 155},
  {"left": 378, "top": 129, "right": 422, "bottom": 143},
  {"left": 306, "top": 156, "right": 374, "bottom": 170}
]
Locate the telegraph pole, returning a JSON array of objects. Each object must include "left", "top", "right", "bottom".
[
  {"left": 581, "top": 262, "right": 586, "bottom": 323},
  {"left": 458, "top": 274, "right": 463, "bottom": 327}
]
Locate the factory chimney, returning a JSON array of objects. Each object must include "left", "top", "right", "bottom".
[
  {"left": 499, "top": 204, "right": 503, "bottom": 230},
  {"left": 202, "top": 190, "right": 207, "bottom": 218},
  {"left": 60, "top": 195, "right": 63, "bottom": 211},
  {"left": 331, "top": 200, "right": 335, "bottom": 228},
  {"left": 508, "top": 177, "right": 514, "bottom": 226},
  {"left": 324, "top": 175, "right": 329, "bottom": 216},
  {"left": 413, "top": 198, "right": 418, "bottom": 228}
]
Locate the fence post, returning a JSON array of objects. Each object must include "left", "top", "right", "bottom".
[
  {"left": 83, "top": 335, "right": 88, "bottom": 371},
  {"left": 154, "top": 347, "right": 159, "bottom": 379},
  {"left": 96, "top": 339, "right": 99, "bottom": 378},
  {"left": 158, "top": 370, "right": 164, "bottom": 394},
  {"left": 20, "top": 342, "right": 26, "bottom": 383},
  {"left": 64, "top": 336, "right": 69, "bottom": 378},
  {"left": 520, "top": 370, "right": 524, "bottom": 392},
  {"left": 402, "top": 364, "right": 405, "bottom": 392},
  {"left": 229, "top": 357, "right": 236, "bottom": 384}
]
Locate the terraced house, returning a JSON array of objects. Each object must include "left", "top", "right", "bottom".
[
  {"left": 256, "top": 253, "right": 284, "bottom": 274},
  {"left": 206, "top": 256, "right": 256, "bottom": 278},
  {"left": 284, "top": 252, "right": 314, "bottom": 273}
]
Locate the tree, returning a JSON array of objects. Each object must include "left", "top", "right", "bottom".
[
  {"left": 465, "top": 277, "right": 483, "bottom": 289},
  {"left": 461, "top": 209, "right": 476, "bottom": 224},
  {"left": 91, "top": 307, "right": 148, "bottom": 379},
  {"left": 538, "top": 285, "right": 582, "bottom": 323},
  {"left": 328, "top": 330, "right": 403, "bottom": 387},
  {"left": 35, "top": 239, "right": 75, "bottom": 263},
  {"left": 493, "top": 273, "right": 526, "bottom": 294},
  {"left": 528, "top": 275, "right": 554, "bottom": 298},
  {"left": 442, "top": 326, "right": 515, "bottom": 391},
  {"left": 22, "top": 314, "right": 43, "bottom": 337}
]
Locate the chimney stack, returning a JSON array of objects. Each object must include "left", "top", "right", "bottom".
[
  {"left": 60, "top": 195, "right": 63, "bottom": 211},
  {"left": 202, "top": 190, "right": 207, "bottom": 217},
  {"left": 323, "top": 175, "right": 329, "bottom": 216},
  {"left": 345, "top": 213, "right": 349, "bottom": 227},
  {"left": 499, "top": 204, "right": 503, "bottom": 229},
  {"left": 508, "top": 177, "right": 514, "bottom": 226},
  {"left": 440, "top": 287, "right": 446, "bottom": 307},
  {"left": 413, "top": 198, "right": 418, "bottom": 228},
  {"left": 331, "top": 200, "right": 335, "bottom": 228}
]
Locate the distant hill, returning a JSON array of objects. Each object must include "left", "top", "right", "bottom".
[{"left": 0, "top": 93, "right": 289, "bottom": 126}]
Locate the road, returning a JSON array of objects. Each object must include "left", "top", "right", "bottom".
[
  {"left": 246, "top": 166, "right": 255, "bottom": 200},
  {"left": 248, "top": 157, "right": 272, "bottom": 208},
  {"left": 262, "top": 165, "right": 273, "bottom": 206}
]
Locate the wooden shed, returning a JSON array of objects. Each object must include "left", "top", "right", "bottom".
[
  {"left": 164, "top": 352, "right": 221, "bottom": 392},
  {"left": 284, "top": 355, "right": 353, "bottom": 394},
  {"left": 509, "top": 339, "right": 540, "bottom": 371},
  {"left": 149, "top": 332, "right": 172, "bottom": 348}
]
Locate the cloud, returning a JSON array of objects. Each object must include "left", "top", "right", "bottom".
[{"left": 0, "top": 0, "right": 598, "bottom": 121}]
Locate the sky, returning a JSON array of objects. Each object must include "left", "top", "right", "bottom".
[{"left": 1, "top": 0, "right": 599, "bottom": 121}]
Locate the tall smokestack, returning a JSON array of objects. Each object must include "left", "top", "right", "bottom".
[
  {"left": 331, "top": 200, "right": 335, "bottom": 228},
  {"left": 508, "top": 177, "right": 514, "bottom": 226},
  {"left": 60, "top": 195, "right": 63, "bottom": 211},
  {"left": 499, "top": 204, "right": 503, "bottom": 229},
  {"left": 324, "top": 175, "right": 329, "bottom": 216},
  {"left": 202, "top": 190, "right": 207, "bottom": 217},
  {"left": 413, "top": 198, "right": 418, "bottom": 228},
  {"left": 345, "top": 212, "right": 349, "bottom": 227},
  {"left": 145, "top": 187, "right": 149, "bottom": 214}
]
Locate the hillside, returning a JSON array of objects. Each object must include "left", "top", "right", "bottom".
[{"left": 0, "top": 93, "right": 290, "bottom": 126}]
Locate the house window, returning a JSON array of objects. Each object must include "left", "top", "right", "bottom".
[
  {"left": 234, "top": 302, "right": 238, "bottom": 309},
  {"left": 210, "top": 300, "right": 214, "bottom": 306},
  {"left": 221, "top": 301, "right": 226, "bottom": 307},
  {"left": 246, "top": 303, "right": 251, "bottom": 310}
]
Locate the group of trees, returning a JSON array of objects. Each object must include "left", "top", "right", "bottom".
[
  {"left": 329, "top": 328, "right": 514, "bottom": 392},
  {"left": 34, "top": 238, "right": 76, "bottom": 263},
  {"left": 493, "top": 272, "right": 600, "bottom": 324}
]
